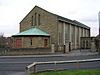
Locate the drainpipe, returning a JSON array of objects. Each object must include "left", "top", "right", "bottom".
[
  {"left": 99, "top": 12, "right": 100, "bottom": 35},
  {"left": 98, "top": 12, "right": 100, "bottom": 54}
]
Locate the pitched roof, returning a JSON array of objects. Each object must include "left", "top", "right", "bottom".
[
  {"left": 33, "top": 6, "right": 90, "bottom": 29},
  {"left": 12, "top": 28, "right": 50, "bottom": 37},
  {"left": 73, "top": 20, "right": 90, "bottom": 29},
  {"left": 20, "top": 6, "right": 90, "bottom": 29},
  {"left": 57, "top": 16, "right": 90, "bottom": 29}
]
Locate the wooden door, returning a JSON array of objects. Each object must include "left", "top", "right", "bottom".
[{"left": 16, "top": 39, "right": 22, "bottom": 48}]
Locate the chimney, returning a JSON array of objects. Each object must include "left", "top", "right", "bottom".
[{"left": 99, "top": 12, "right": 100, "bottom": 35}]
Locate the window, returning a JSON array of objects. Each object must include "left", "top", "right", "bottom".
[
  {"left": 34, "top": 13, "right": 41, "bottom": 26},
  {"left": 38, "top": 14, "right": 40, "bottom": 25},
  {"left": 44, "top": 39, "right": 48, "bottom": 47},
  {"left": 31, "top": 16, "right": 33, "bottom": 26},
  {"left": 35, "top": 13, "right": 37, "bottom": 25},
  {"left": 30, "top": 38, "right": 32, "bottom": 46}
]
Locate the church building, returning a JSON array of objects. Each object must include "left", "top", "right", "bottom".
[{"left": 12, "top": 6, "right": 90, "bottom": 53}]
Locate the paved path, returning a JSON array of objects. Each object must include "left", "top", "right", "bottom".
[{"left": 0, "top": 49, "right": 99, "bottom": 58}]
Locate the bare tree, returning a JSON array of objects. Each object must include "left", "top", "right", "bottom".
[{"left": 0, "top": 33, "right": 4, "bottom": 37}]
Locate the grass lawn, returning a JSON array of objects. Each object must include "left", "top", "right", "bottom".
[{"left": 31, "top": 69, "right": 100, "bottom": 75}]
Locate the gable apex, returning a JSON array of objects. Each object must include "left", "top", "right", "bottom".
[
  {"left": 20, "top": 5, "right": 40, "bottom": 23},
  {"left": 20, "top": 5, "right": 56, "bottom": 24}
]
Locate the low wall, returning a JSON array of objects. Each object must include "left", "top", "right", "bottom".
[{"left": 0, "top": 48, "right": 51, "bottom": 55}]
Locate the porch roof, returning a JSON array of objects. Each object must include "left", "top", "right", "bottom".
[{"left": 13, "top": 28, "right": 50, "bottom": 37}]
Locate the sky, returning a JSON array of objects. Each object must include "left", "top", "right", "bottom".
[{"left": 0, "top": 0, "right": 100, "bottom": 37}]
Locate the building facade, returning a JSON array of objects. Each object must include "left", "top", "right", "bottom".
[{"left": 13, "top": 6, "right": 90, "bottom": 52}]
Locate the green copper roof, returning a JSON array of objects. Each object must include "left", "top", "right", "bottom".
[{"left": 13, "top": 28, "right": 50, "bottom": 36}]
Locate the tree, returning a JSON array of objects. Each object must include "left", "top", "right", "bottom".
[
  {"left": 0, "top": 33, "right": 5, "bottom": 48},
  {"left": 0, "top": 33, "right": 4, "bottom": 37}
]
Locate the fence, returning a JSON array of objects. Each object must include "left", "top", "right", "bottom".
[{"left": 26, "top": 58, "right": 100, "bottom": 75}]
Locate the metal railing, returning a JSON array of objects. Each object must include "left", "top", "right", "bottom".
[{"left": 26, "top": 58, "right": 100, "bottom": 75}]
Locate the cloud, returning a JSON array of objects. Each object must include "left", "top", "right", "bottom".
[
  {"left": 0, "top": 0, "right": 9, "bottom": 6},
  {"left": 0, "top": 0, "right": 100, "bottom": 36}
]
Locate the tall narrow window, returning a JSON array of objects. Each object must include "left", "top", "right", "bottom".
[
  {"left": 44, "top": 39, "right": 48, "bottom": 47},
  {"left": 38, "top": 14, "right": 40, "bottom": 25},
  {"left": 35, "top": 13, "right": 37, "bottom": 26},
  {"left": 30, "top": 38, "right": 32, "bottom": 46},
  {"left": 31, "top": 16, "right": 33, "bottom": 26}
]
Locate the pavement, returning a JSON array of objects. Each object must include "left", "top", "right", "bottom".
[{"left": 0, "top": 49, "right": 99, "bottom": 58}]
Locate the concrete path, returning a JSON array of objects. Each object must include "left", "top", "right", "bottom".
[{"left": 0, "top": 49, "right": 99, "bottom": 58}]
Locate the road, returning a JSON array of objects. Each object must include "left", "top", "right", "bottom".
[{"left": 0, "top": 55, "right": 100, "bottom": 75}]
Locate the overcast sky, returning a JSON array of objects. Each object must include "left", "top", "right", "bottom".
[{"left": 0, "top": 0, "right": 100, "bottom": 37}]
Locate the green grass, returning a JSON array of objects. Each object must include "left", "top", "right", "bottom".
[{"left": 31, "top": 69, "right": 100, "bottom": 75}]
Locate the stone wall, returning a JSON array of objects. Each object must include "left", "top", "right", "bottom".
[
  {"left": 18, "top": 6, "right": 90, "bottom": 52},
  {"left": 80, "top": 37, "right": 97, "bottom": 52},
  {"left": 57, "top": 20, "right": 90, "bottom": 51},
  {"left": 0, "top": 48, "right": 51, "bottom": 55},
  {"left": 13, "top": 37, "right": 50, "bottom": 48},
  {"left": 20, "top": 6, "right": 58, "bottom": 49}
]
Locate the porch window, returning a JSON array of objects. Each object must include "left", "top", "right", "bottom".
[
  {"left": 30, "top": 39, "right": 32, "bottom": 46},
  {"left": 44, "top": 39, "right": 48, "bottom": 47}
]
